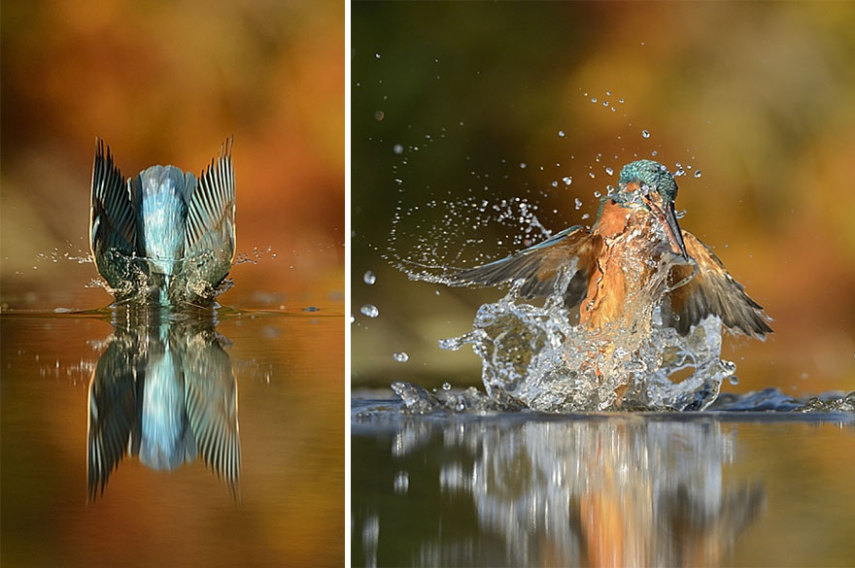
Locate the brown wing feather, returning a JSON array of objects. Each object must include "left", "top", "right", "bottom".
[
  {"left": 664, "top": 231, "right": 772, "bottom": 337},
  {"left": 445, "top": 225, "right": 599, "bottom": 309}
]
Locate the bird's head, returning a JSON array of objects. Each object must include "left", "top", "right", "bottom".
[
  {"left": 617, "top": 160, "right": 687, "bottom": 259},
  {"left": 618, "top": 159, "right": 678, "bottom": 203}
]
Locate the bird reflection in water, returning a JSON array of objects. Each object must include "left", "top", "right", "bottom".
[
  {"left": 87, "top": 307, "right": 240, "bottom": 501},
  {"left": 352, "top": 411, "right": 764, "bottom": 566}
]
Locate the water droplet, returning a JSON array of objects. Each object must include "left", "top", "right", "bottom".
[
  {"left": 605, "top": 167, "right": 614, "bottom": 176},
  {"left": 581, "top": 213, "right": 590, "bottom": 220},
  {"left": 558, "top": 130, "right": 565, "bottom": 137},
  {"left": 606, "top": 90, "right": 612, "bottom": 96},
  {"left": 729, "top": 376, "right": 739, "bottom": 385},
  {"left": 590, "top": 97, "right": 598, "bottom": 103},
  {"left": 442, "top": 382, "right": 452, "bottom": 391},
  {"left": 375, "top": 53, "right": 381, "bottom": 59},
  {"left": 562, "top": 176, "right": 572, "bottom": 186},
  {"left": 393, "top": 351, "right": 409, "bottom": 363},
  {"left": 651, "top": 150, "right": 658, "bottom": 157},
  {"left": 360, "top": 304, "right": 379, "bottom": 318},
  {"left": 393, "top": 144, "right": 403, "bottom": 154},
  {"left": 593, "top": 191, "right": 601, "bottom": 198},
  {"left": 519, "top": 163, "right": 526, "bottom": 169},
  {"left": 588, "top": 172, "right": 595, "bottom": 179},
  {"left": 694, "top": 170, "right": 703, "bottom": 178},
  {"left": 363, "top": 270, "right": 376, "bottom": 285},
  {"left": 641, "top": 129, "right": 651, "bottom": 139},
  {"left": 393, "top": 471, "right": 409, "bottom": 493},
  {"left": 574, "top": 198, "right": 582, "bottom": 210},
  {"left": 618, "top": 98, "right": 624, "bottom": 104},
  {"left": 374, "top": 110, "right": 384, "bottom": 121}
]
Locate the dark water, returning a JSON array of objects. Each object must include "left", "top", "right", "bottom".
[
  {"left": 352, "top": 394, "right": 855, "bottom": 567},
  {"left": 1, "top": 307, "right": 343, "bottom": 567}
]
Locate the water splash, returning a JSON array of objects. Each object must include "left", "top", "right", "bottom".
[
  {"left": 435, "top": 257, "right": 733, "bottom": 411},
  {"left": 388, "top": 195, "right": 554, "bottom": 283},
  {"left": 391, "top": 381, "right": 526, "bottom": 414},
  {"left": 233, "top": 246, "right": 277, "bottom": 265}
]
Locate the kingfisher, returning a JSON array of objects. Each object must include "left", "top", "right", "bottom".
[
  {"left": 445, "top": 160, "right": 771, "bottom": 341},
  {"left": 89, "top": 138, "right": 236, "bottom": 306}
]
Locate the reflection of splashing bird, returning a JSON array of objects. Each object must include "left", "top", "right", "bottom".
[
  {"left": 90, "top": 138, "right": 236, "bottom": 306},
  {"left": 352, "top": 410, "right": 765, "bottom": 567},
  {"left": 87, "top": 311, "right": 241, "bottom": 501},
  {"left": 446, "top": 160, "right": 771, "bottom": 339}
]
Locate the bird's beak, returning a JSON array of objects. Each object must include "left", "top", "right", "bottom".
[{"left": 644, "top": 195, "right": 689, "bottom": 260}]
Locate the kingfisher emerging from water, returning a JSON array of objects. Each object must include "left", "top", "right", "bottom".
[
  {"left": 90, "top": 138, "right": 236, "bottom": 306},
  {"left": 446, "top": 160, "right": 771, "bottom": 341}
]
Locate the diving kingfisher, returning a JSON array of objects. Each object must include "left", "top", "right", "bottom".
[
  {"left": 446, "top": 160, "right": 772, "bottom": 340},
  {"left": 89, "top": 138, "right": 236, "bottom": 306}
]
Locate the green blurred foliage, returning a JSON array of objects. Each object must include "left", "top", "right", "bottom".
[
  {"left": 1, "top": 0, "right": 344, "bottom": 309},
  {"left": 352, "top": 1, "right": 855, "bottom": 394}
]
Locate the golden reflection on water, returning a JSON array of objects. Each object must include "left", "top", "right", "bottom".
[{"left": 1, "top": 305, "right": 344, "bottom": 567}]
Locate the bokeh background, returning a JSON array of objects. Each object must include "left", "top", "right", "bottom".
[
  {"left": 352, "top": 1, "right": 855, "bottom": 397},
  {"left": 1, "top": 0, "right": 344, "bottom": 311}
]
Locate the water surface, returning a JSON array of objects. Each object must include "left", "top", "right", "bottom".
[
  {"left": 352, "top": 393, "right": 855, "bottom": 567},
  {"left": 2, "top": 306, "right": 343, "bottom": 567}
]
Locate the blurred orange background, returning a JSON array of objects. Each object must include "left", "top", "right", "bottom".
[
  {"left": 1, "top": 0, "right": 344, "bottom": 310},
  {"left": 351, "top": 2, "right": 855, "bottom": 396}
]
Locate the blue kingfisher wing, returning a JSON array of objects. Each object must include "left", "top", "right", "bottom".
[
  {"left": 445, "top": 225, "right": 598, "bottom": 307},
  {"left": 183, "top": 137, "right": 236, "bottom": 284},
  {"left": 90, "top": 139, "right": 136, "bottom": 285},
  {"left": 665, "top": 231, "right": 772, "bottom": 338}
]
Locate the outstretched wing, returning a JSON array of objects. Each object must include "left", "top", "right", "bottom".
[
  {"left": 90, "top": 138, "right": 136, "bottom": 287},
  {"left": 445, "top": 226, "right": 599, "bottom": 308},
  {"left": 664, "top": 231, "right": 772, "bottom": 337},
  {"left": 184, "top": 137, "right": 236, "bottom": 284}
]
